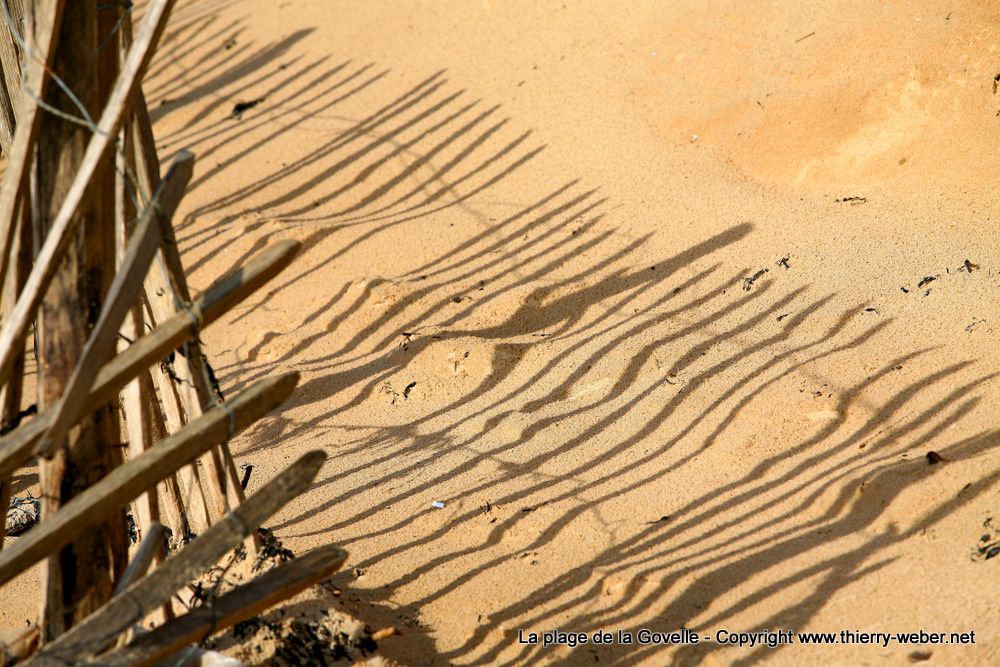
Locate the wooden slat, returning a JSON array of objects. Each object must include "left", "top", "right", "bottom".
[
  {"left": 28, "top": 451, "right": 327, "bottom": 666},
  {"left": 0, "top": 199, "right": 29, "bottom": 552},
  {"left": 113, "top": 522, "right": 166, "bottom": 596},
  {"left": 143, "top": 250, "right": 233, "bottom": 528},
  {"left": 133, "top": 92, "right": 192, "bottom": 302},
  {"left": 142, "top": 274, "right": 215, "bottom": 533},
  {"left": 144, "top": 377, "right": 191, "bottom": 542},
  {"left": 0, "top": 0, "right": 64, "bottom": 297},
  {"left": 97, "top": 544, "right": 348, "bottom": 667},
  {"left": 0, "top": 0, "right": 177, "bottom": 388},
  {"left": 0, "top": 240, "right": 301, "bottom": 482},
  {"left": 0, "top": 0, "right": 22, "bottom": 148},
  {"left": 0, "top": 74, "right": 16, "bottom": 154},
  {"left": 121, "top": 17, "right": 235, "bottom": 530},
  {"left": 148, "top": 354, "right": 212, "bottom": 531},
  {"left": 114, "top": 129, "right": 172, "bottom": 626},
  {"left": 0, "top": 480, "right": 10, "bottom": 552},
  {"left": 115, "top": 120, "right": 162, "bottom": 540},
  {"left": 0, "top": 372, "right": 299, "bottom": 588}
]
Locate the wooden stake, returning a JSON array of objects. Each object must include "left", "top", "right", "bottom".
[
  {"left": 114, "top": 128, "right": 179, "bottom": 619},
  {"left": 107, "top": 9, "right": 191, "bottom": 541},
  {"left": 116, "top": 145, "right": 172, "bottom": 629},
  {"left": 0, "top": 1, "right": 23, "bottom": 139},
  {"left": 120, "top": 13, "right": 225, "bottom": 528},
  {"left": 143, "top": 380, "right": 190, "bottom": 543},
  {"left": 0, "top": 372, "right": 300, "bottom": 589},
  {"left": 148, "top": 354, "right": 212, "bottom": 532},
  {"left": 128, "top": 77, "right": 243, "bottom": 525},
  {"left": 115, "top": 118, "right": 161, "bottom": 540},
  {"left": 28, "top": 451, "right": 327, "bottom": 666},
  {"left": 0, "top": 0, "right": 64, "bottom": 298},
  {"left": 34, "top": 1, "right": 125, "bottom": 638},
  {"left": 0, "top": 72, "right": 16, "bottom": 155},
  {"left": 113, "top": 522, "right": 166, "bottom": 596},
  {"left": 140, "top": 219, "right": 235, "bottom": 529},
  {"left": 0, "top": 198, "right": 30, "bottom": 553}
]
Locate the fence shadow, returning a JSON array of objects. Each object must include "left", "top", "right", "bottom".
[{"left": 147, "top": 6, "right": 1000, "bottom": 664}]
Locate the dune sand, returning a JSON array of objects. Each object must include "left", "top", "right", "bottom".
[{"left": 5, "top": 0, "right": 1000, "bottom": 664}]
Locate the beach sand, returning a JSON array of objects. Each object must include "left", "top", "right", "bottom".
[{"left": 4, "top": 0, "right": 1000, "bottom": 664}]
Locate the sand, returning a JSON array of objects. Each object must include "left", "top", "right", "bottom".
[{"left": 4, "top": 0, "right": 1000, "bottom": 664}]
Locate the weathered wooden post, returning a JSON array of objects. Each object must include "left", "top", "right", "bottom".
[{"left": 33, "top": 0, "right": 127, "bottom": 639}]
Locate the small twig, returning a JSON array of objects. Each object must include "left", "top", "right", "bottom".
[{"left": 742, "top": 268, "right": 768, "bottom": 291}]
